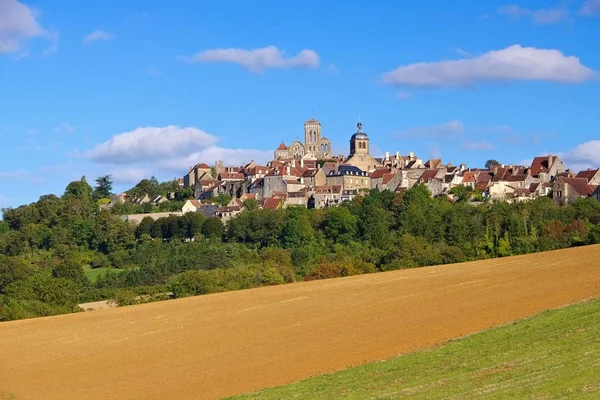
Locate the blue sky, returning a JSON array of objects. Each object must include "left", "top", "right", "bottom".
[{"left": 1, "top": 0, "right": 599, "bottom": 209}]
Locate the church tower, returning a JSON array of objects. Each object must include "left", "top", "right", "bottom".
[
  {"left": 349, "top": 121, "right": 369, "bottom": 156},
  {"left": 304, "top": 118, "right": 321, "bottom": 155}
]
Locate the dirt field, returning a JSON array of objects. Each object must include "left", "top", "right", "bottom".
[{"left": 1, "top": 245, "right": 600, "bottom": 400}]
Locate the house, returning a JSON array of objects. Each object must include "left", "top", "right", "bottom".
[
  {"left": 416, "top": 170, "right": 444, "bottom": 197},
  {"left": 530, "top": 155, "right": 565, "bottom": 182},
  {"left": 326, "top": 164, "right": 371, "bottom": 191},
  {"left": 184, "top": 163, "right": 212, "bottom": 188},
  {"left": 576, "top": 169, "right": 600, "bottom": 186},
  {"left": 182, "top": 199, "right": 202, "bottom": 213},
  {"left": 488, "top": 181, "right": 516, "bottom": 201},
  {"left": 260, "top": 196, "right": 283, "bottom": 210},
  {"left": 284, "top": 191, "right": 308, "bottom": 207},
  {"left": 461, "top": 172, "right": 476, "bottom": 189},
  {"left": 151, "top": 195, "right": 168, "bottom": 205},
  {"left": 341, "top": 189, "right": 359, "bottom": 202},
  {"left": 197, "top": 181, "right": 224, "bottom": 201},
  {"left": 197, "top": 204, "right": 218, "bottom": 218},
  {"left": 593, "top": 185, "right": 600, "bottom": 201},
  {"left": 132, "top": 194, "right": 150, "bottom": 205},
  {"left": 370, "top": 168, "right": 390, "bottom": 189},
  {"left": 553, "top": 177, "right": 595, "bottom": 204},
  {"left": 217, "top": 206, "right": 242, "bottom": 223},
  {"left": 311, "top": 185, "right": 343, "bottom": 209}
]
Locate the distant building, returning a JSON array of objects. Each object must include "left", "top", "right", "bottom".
[
  {"left": 344, "top": 121, "right": 380, "bottom": 172},
  {"left": 274, "top": 118, "right": 333, "bottom": 160}
]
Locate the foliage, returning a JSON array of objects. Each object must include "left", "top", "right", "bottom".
[
  {"left": 485, "top": 159, "right": 500, "bottom": 169},
  {"left": 93, "top": 175, "right": 113, "bottom": 201},
  {"left": 1, "top": 180, "right": 599, "bottom": 321}
]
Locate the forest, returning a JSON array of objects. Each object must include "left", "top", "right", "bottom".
[{"left": 1, "top": 175, "right": 600, "bottom": 321}]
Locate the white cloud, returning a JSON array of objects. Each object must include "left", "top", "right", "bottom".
[
  {"left": 579, "top": 0, "right": 600, "bottom": 15},
  {"left": 461, "top": 141, "right": 494, "bottom": 151},
  {"left": 0, "top": 0, "right": 46, "bottom": 54},
  {"left": 560, "top": 140, "right": 600, "bottom": 171},
  {"left": 80, "top": 125, "right": 274, "bottom": 184},
  {"left": 182, "top": 45, "right": 320, "bottom": 72},
  {"left": 83, "top": 30, "right": 115, "bottom": 44},
  {"left": 498, "top": 5, "right": 570, "bottom": 24},
  {"left": 396, "top": 120, "right": 465, "bottom": 138},
  {"left": 85, "top": 126, "right": 219, "bottom": 164},
  {"left": 161, "top": 147, "right": 272, "bottom": 172},
  {"left": 381, "top": 45, "right": 595, "bottom": 88},
  {"left": 109, "top": 166, "right": 150, "bottom": 185},
  {"left": 54, "top": 123, "right": 75, "bottom": 133}
]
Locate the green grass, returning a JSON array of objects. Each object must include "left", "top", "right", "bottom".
[
  {"left": 83, "top": 267, "right": 125, "bottom": 283},
  {"left": 231, "top": 299, "right": 600, "bottom": 399}
]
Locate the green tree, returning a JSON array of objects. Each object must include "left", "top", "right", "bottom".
[
  {"left": 93, "top": 175, "right": 113, "bottom": 201},
  {"left": 64, "top": 176, "right": 93, "bottom": 199},
  {"left": 485, "top": 159, "right": 500, "bottom": 169},
  {"left": 202, "top": 217, "right": 224, "bottom": 239}
]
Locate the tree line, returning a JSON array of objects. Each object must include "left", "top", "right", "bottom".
[{"left": 1, "top": 176, "right": 599, "bottom": 321}]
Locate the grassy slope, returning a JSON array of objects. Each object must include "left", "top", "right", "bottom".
[
  {"left": 83, "top": 267, "right": 125, "bottom": 283},
  {"left": 231, "top": 299, "right": 600, "bottom": 399}
]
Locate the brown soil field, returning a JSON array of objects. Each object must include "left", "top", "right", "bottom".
[{"left": 1, "top": 245, "right": 600, "bottom": 400}]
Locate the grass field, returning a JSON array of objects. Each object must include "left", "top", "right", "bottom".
[
  {"left": 83, "top": 266, "right": 125, "bottom": 283},
  {"left": 1, "top": 245, "right": 600, "bottom": 400},
  {"left": 232, "top": 298, "right": 600, "bottom": 399}
]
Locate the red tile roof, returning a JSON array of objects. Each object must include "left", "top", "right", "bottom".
[
  {"left": 530, "top": 155, "right": 557, "bottom": 176},
  {"left": 276, "top": 142, "right": 287, "bottom": 150},
  {"left": 382, "top": 173, "right": 398, "bottom": 185},
  {"left": 219, "top": 172, "right": 244, "bottom": 180},
  {"left": 462, "top": 172, "right": 476, "bottom": 183},
  {"left": 507, "top": 174, "right": 528, "bottom": 182},
  {"left": 419, "top": 169, "right": 438, "bottom": 182},
  {"left": 576, "top": 169, "right": 600, "bottom": 182},
  {"left": 562, "top": 177, "right": 595, "bottom": 196},
  {"left": 261, "top": 197, "right": 281, "bottom": 209},
  {"left": 370, "top": 169, "right": 389, "bottom": 179}
]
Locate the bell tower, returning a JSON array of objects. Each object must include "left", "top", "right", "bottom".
[
  {"left": 350, "top": 121, "right": 369, "bottom": 156},
  {"left": 304, "top": 118, "right": 321, "bottom": 155}
]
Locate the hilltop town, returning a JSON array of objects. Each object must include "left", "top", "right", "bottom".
[{"left": 113, "top": 118, "right": 600, "bottom": 223}]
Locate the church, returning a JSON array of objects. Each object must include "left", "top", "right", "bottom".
[
  {"left": 274, "top": 118, "right": 333, "bottom": 160},
  {"left": 344, "top": 121, "right": 379, "bottom": 172}
]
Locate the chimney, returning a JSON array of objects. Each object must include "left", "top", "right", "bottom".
[
  {"left": 286, "top": 166, "right": 291, "bottom": 175},
  {"left": 409, "top": 151, "right": 415, "bottom": 160},
  {"left": 385, "top": 151, "right": 390, "bottom": 161},
  {"left": 396, "top": 151, "right": 400, "bottom": 159},
  {"left": 300, "top": 177, "right": 304, "bottom": 184},
  {"left": 291, "top": 159, "right": 296, "bottom": 167},
  {"left": 300, "top": 158, "right": 304, "bottom": 168},
  {"left": 548, "top": 154, "right": 552, "bottom": 167}
]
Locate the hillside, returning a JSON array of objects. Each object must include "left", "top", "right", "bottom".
[
  {"left": 1, "top": 245, "right": 600, "bottom": 400},
  {"left": 232, "top": 298, "right": 600, "bottom": 399}
]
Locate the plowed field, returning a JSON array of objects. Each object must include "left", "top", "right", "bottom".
[{"left": 1, "top": 245, "right": 600, "bottom": 400}]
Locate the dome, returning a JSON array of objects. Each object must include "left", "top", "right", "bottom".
[
  {"left": 351, "top": 121, "right": 368, "bottom": 140},
  {"left": 351, "top": 132, "right": 369, "bottom": 140}
]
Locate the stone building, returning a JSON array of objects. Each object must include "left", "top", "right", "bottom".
[
  {"left": 344, "top": 121, "right": 380, "bottom": 172},
  {"left": 274, "top": 118, "right": 333, "bottom": 160}
]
